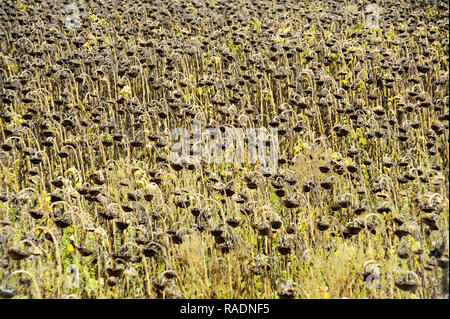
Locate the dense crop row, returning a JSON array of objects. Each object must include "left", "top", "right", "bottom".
[{"left": 0, "top": 0, "right": 448, "bottom": 298}]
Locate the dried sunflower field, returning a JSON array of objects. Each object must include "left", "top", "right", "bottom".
[{"left": 0, "top": 0, "right": 448, "bottom": 299}]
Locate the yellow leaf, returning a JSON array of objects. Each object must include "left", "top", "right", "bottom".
[
  {"left": 359, "top": 137, "right": 367, "bottom": 146},
  {"left": 67, "top": 244, "right": 75, "bottom": 253},
  {"left": 119, "top": 85, "right": 132, "bottom": 96},
  {"left": 68, "top": 226, "right": 75, "bottom": 233},
  {"left": 331, "top": 152, "right": 341, "bottom": 160}
]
